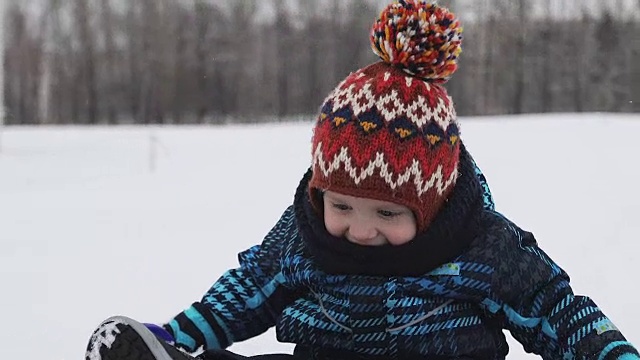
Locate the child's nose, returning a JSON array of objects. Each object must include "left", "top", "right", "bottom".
[{"left": 347, "top": 220, "right": 377, "bottom": 245}]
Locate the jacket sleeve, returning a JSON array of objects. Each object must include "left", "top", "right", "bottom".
[
  {"left": 164, "top": 206, "right": 301, "bottom": 353},
  {"left": 482, "top": 215, "right": 639, "bottom": 360}
]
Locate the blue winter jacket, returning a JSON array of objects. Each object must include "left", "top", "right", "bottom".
[{"left": 164, "top": 149, "right": 638, "bottom": 360}]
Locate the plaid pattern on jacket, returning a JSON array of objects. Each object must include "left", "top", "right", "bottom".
[{"left": 165, "top": 167, "right": 637, "bottom": 360}]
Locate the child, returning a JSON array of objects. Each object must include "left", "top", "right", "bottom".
[{"left": 85, "top": 1, "right": 638, "bottom": 359}]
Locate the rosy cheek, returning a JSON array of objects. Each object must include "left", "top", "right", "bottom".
[
  {"left": 324, "top": 214, "right": 346, "bottom": 238},
  {"left": 385, "top": 223, "right": 417, "bottom": 245}
]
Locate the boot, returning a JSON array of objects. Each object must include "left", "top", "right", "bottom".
[{"left": 86, "top": 315, "right": 197, "bottom": 360}]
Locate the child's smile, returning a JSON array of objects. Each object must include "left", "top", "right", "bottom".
[{"left": 322, "top": 190, "right": 417, "bottom": 246}]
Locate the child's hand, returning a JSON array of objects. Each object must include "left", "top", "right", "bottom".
[{"left": 144, "top": 323, "right": 175, "bottom": 345}]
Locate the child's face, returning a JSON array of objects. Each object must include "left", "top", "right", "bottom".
[{"left": 322, "top": 190, "right": 417, "bottom": 246}]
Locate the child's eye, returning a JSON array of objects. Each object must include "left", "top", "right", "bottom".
[
  {"left": 378, "top": 210, "right": 401, "bottom": 218},
  {"left": 332, "top": 203, "right": 351, "bottom": 211}
]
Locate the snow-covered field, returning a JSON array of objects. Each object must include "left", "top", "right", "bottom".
[{"left": 1, "top": 113, "right": 639, "bottom": 360}]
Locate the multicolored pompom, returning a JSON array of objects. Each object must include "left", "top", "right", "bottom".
[{"left": 370, "top": 0, "right": 463, "bottom": 82}]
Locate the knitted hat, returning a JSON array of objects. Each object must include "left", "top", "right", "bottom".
[{"left": 309, "top": 0, "right": 463, "bottom": 232}]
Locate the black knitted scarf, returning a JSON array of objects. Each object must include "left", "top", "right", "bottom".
[{"left": 293, "top": 145, "right": 485, "bottom": 277}]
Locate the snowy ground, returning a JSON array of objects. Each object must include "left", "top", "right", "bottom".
[{"left": 1, "top": 113, "right": 639, "bottom": 360}]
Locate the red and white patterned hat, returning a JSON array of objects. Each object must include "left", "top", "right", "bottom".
[{"left": 309, "top": 0, "right": 464, "bottom": 232}]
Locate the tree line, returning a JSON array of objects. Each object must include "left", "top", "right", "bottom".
[{"left": 3, "top": 0, "right": 640, "bottom": 125}]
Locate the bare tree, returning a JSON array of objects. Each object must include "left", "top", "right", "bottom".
[
  {"left": 630, "top": 19, "right": 640, "bottom": 112},
  {"left": 512, "top": 0, "right": 529, "bottom": 113},
  {"left": 229, "top": 2, "right": 258, "bottom": 120},
  {"left": 256, "top": 15, "right": 277, "bottom": 117},
  {"left": 592, "top": 11, "right": 623, "bottom": 111},
  {"left": 125, "top": 1, "right": 142, "bottom": 122},
  {"left": 4, "top": 3, "right": 43, "bottom": 124},
  {"left": 0, "top": 0, "right": 5, "bottom": 133},
  {"left": 99, "top": 0, "right": 117, "bottom": 124},
  {"left": 74, "top": 0, "right": 98, "bottom": 124},
  {"left": 570, "top": 10, "right": 590, "bottom": 112},
  {"left": 2, "top": 0, "right": 638, "bottom": 125},
  {"left": 193, "top": 0, "right": 214, "bottom": 123},
  {"left": 274, "top": 0, "right": 291, "bottom": 118},
  {"left": 138, "top": 0, "right": 165, "bottom": 124},
  {"left": 300, "top": 2, "right": 322, "bottom": 113},
  {"left": 182, "top": 1, "right": 232, "bottom": 122},
  {"left": 169, "top": 2, "right": 190, "bottom": 124},
  {"left": 483, "top": 1, "right": 499, "bottom": 114}
]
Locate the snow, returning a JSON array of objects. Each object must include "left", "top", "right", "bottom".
[{"left": 1, "top": 113, "right": 639, "bottom": 360}]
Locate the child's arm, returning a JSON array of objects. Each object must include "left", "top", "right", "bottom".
[
  {"left": 162, "top": 206, "right": 300, "bottom": 353},
  {"left": 483, "top": 217, "right": 638, "bottom": 360}
]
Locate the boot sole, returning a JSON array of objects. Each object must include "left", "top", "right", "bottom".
[{"left": 86, "top": 315, "right": 175, "bottom": 360}]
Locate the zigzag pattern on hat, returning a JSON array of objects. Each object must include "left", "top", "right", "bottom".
[
  {"left": 312, "top": 142, "right": 459, "bottom": 196},
  {"left": 308, "top": 1, "right": 464, "bottom": 231},
  {"left": 325, "top": 69, "right": 457, "bottom": 130}
]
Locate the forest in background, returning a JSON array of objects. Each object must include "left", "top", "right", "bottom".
[{"left": 3, "top": 0, "right": 640, "bottom": 125}]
